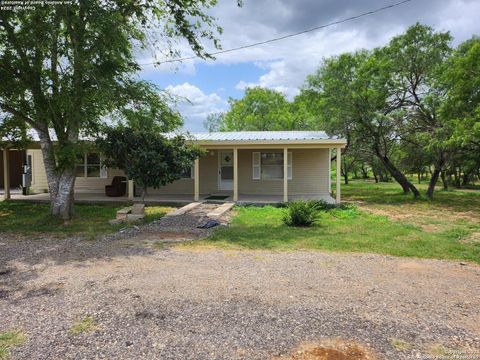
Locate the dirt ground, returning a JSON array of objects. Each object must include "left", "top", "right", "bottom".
[{"left": 1, "top": 234, "right": 479, "bottom": 360}]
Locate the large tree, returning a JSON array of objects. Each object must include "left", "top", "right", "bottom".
[
  {"left": 220, "top": 87, "right": 296, "bottom": 131},
  {"left": 0, "top": 0, "right": 225, "bottom": 219},
  {"left": 441, "top": 37, "right": 480, "bottom": 186},
  {"left": 303, "top": 50, "right": 421, "bottom": 196},
  {"left": 385, "top": 23, "right": 452, "bottom": 197}
]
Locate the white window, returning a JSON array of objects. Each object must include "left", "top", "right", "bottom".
[
  {"left": 252, "top": 152, "right": 292, "bottom": 180},
  {"left": 180, "top": 165, "right": 195, "bottom": 179},
  {"left": 76, "top": 152, "right": 107, "bottom": 178}
]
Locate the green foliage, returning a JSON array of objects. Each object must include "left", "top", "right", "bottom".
[
  {"left": 69, "top": 316, "right": 97, "bottom": 335},
  {"left": 203, "top": 112, "right": 224, "bottom": 132},
  {"left": 0, "top": 0, "right": 229, "bottom": 217},
  {"left": 0, "top": 330, "right": 25, "bottom": 359},
  {"left": 441, "top": 37, "right": 480, "bottom": 152},
  {"left": 97, "top": 127, "right": 203, "bottom": 200},
  {"left": 0, "top": 117, "right": 31, "bottom": 150},
  {"left": 112, "top": 81, "right": 183, "bottom": 132},
  {"left": 282, "top": 200, "right": 325, "bottom": 227},
  {"left": 301, "top": 23, "right": 480, "bottom": 197},
  {"left": 221, "top": 87, "right": 296, "bottom": 130}
]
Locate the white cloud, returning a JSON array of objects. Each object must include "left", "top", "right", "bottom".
[
  {"left": 166, "top": 82, "right": 228, "bottom": 131},
  {"left": 138, "top": 0, "right": 480, "bottom": 129}
]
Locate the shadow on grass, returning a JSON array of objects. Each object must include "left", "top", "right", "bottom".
[
  {"left": 341, "top": 180, "right": 480, "bottom": 214},
  {"left": 0, "top": 201, "right": 171, "bottom": 270}
]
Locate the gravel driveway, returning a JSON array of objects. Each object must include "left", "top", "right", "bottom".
[{"left": 1, "top": 233, "right": 479, "bottom": 359}]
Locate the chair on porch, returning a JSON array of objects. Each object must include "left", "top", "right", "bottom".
[{"left": 105, "top": 176, "right": 127, "bottom": 197}]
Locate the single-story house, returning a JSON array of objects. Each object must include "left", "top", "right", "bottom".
[{"left": 2, "top": 131, "right": 346, "bottom": 204}]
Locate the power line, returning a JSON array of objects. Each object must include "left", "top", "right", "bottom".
[{"left": 140, "top": 0, "right": 413, "bottom": 67}]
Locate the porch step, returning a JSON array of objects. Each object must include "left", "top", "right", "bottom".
[
  {"left": 206, "top": 202, "right": 235, "bottom": 218},
  {"left": 165, "top": 201, "right": 202, "bottom": 217}
]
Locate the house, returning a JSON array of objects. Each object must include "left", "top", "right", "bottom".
[{"left": 2, "top": 131, "right": 346, "bottom": 204}]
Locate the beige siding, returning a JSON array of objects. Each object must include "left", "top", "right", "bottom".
[
  {"left": 238, "top": 148, "right": 330, "bottom": 196},
  {"left": 28, "top": 147, "right": 331, "bottom": 197},
  {"left": 28, "top": 149, "right": 125, "bottom": 193},
  {"left": 148, "top": 151, "right": 218, "bottom": 195},
  {"left": 28, "top": 149, "right": 48, "bottom": 193}
]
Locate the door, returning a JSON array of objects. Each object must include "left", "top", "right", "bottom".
[{"left": 218, "top": 151, "right": 233, "bottom": 190}]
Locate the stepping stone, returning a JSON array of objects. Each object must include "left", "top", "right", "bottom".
[
  {"left": 165, "top": 202, "right": 202, "bottom": 217},
  {"left": 131, "top": 203, "right": 145, "bottom": 215},
  {"left": 207, "top": 202, "right": 234, "bottom": 218}
]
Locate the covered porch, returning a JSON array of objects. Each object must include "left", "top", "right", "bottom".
[
  {"left": 1, "top": 148, "right": 26, "bottom": 201},
  {"left": 4, "top": 131, "right": 346, "bottom": 205},
  {"left": 7, "top": 191, "right": 336, "bottom": 205},
  {"left": 141, "top": 143, "right": 343, "bottom": 205},
  {"left": 190, "top": 145, "right": 343, "bottom": 204}
]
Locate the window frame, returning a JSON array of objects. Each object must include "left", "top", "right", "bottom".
[
  {"left": 180, "top": 165, "right": 195, "bottom": 180},
  {"left": 75, "top": 152, "right": 107, "bottom": 179},
  {"left": 252, "top": 151, "right": 292, "bottom": 181}
]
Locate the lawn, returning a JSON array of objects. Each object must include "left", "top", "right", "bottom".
[
  {"left": 0, "top": 201, "right": 172, "bottom": 237},
  {"left": 189, "top": 180, "right": 480, "bottom": 264}
]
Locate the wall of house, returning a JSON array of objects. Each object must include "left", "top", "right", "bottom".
[
  {"left": 27, "top": 147, "right": 331, "bottom": 196},
  {"left": 27, "top": 149, "right": 124, "bottom": 193},
  {"left": 146, "top": 150, "right": 217, "bottom": 195},
  {"left": 238, "top": 148, "right": 330, "bottom": 195}
]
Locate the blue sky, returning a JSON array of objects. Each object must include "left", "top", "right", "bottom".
[{"left": 138, "top": 0, "right": 480, "bottom": 132}]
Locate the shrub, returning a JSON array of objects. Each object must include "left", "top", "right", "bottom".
[{"left": 282, "top": 200, "right": 324, "bottom": 227}]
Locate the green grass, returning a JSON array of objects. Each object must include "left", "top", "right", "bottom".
[
  {"left": 389, "top": 338, "right": 413, "bottom": 351},
  {"left": 0, "top": 201, "right": 172, "bottom": 237},
  {"left": 187, "top": 180, "right": 480, "bottom": 264},
  {"left": 69, "top": 316, "right": 97, "bottom": 335},
  {"left": 0, "top": 331, "right": 26, "bottom": 359}
]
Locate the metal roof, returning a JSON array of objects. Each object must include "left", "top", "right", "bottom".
[
  {"left": 186, "top": 131, "right": 333, "bottom": 142},
  {"left": 24, "top": 130, "right": 344, "bottom": 145}
]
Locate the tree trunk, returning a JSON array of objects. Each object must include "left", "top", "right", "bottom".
[
  {"left": 453, "top": 169, "right": 461, "bottom": 188},
  {"left": 373, "top": 171, "right": 379, "bottom": 183},
  {"left": 426, "top": 166, "right": 441, "bottom": 198},
  {"left": 374, "top": 148, "right": 420, "bottom": 197},
  {"left": 440, "top": 171, "right": 448, "bottom": 190},
  {"left": 50, "top": 172, "right": 76, "bottom": 219},
  {"left": 417, "top": 173, "right": 421, "bottom": 184},
  {"left": 341, "top": 162, "right": 349, "bottom": 185},
  {"left": 426, "top": 156, "right": 445, "bottom": 198},
  {"left": 36, "top": 127, "right": 76, "bottom": 220},
  {"left": 361, "top": 164, "right": 368, "bottom": 179}
]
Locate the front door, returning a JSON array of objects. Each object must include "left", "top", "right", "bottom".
[{"left": 218, "top": 151, "right": 233, "bottom": 190}]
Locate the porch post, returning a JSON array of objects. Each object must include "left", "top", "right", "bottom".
[
  {"left": 3, "top": 148, "right": 10, "bottom": 200},
  {"left": 283, "top": 147, "right": 288, "bottom": 202},
  {"left": 194, "top": 158, "right": 199, "bottom": 201},
  {"left": 233, "top": 148, "right": 238, "bottom": 202},
  {"left": 127, "top": 180, "right": 134, "bottom": 200},
  {"left": 336, "top": 147, "right": 341, "bottom": 204}
]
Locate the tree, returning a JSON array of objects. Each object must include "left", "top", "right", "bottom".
[
  {"left": 441, "top": 37, "right": 480, "bottom": 187},
  {"left": 203, "top": 112, "right": 224, "bottom": 132},
  {"left": 0, "top": 116, "right": 31, "bottom": 150},
  {"left": 385, "top": 23, "right": 453, "bottom": 198},
  {"left": 221, "top": 87, "right": 295, "bottom": 130},
  {"left": 97, "top": 127, "right": 202, "bottom": 202},
  {"left": 0, "top": 0, "right": 225, "bottom": 219},
  {"left": 303, "top": 50, "right": 421, "bottom": 196}
]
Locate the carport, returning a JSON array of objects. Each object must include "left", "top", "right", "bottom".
[{"left": 1, "top": 148, "right": 25, "bottom": 200}]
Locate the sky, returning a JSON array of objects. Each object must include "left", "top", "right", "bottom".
[{"left": 138, "top": 0, "right": 480, "bottom": 132}]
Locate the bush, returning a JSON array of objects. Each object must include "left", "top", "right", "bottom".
[{"left": 282, "top": 200, "right": 325, "bottom": 227}]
